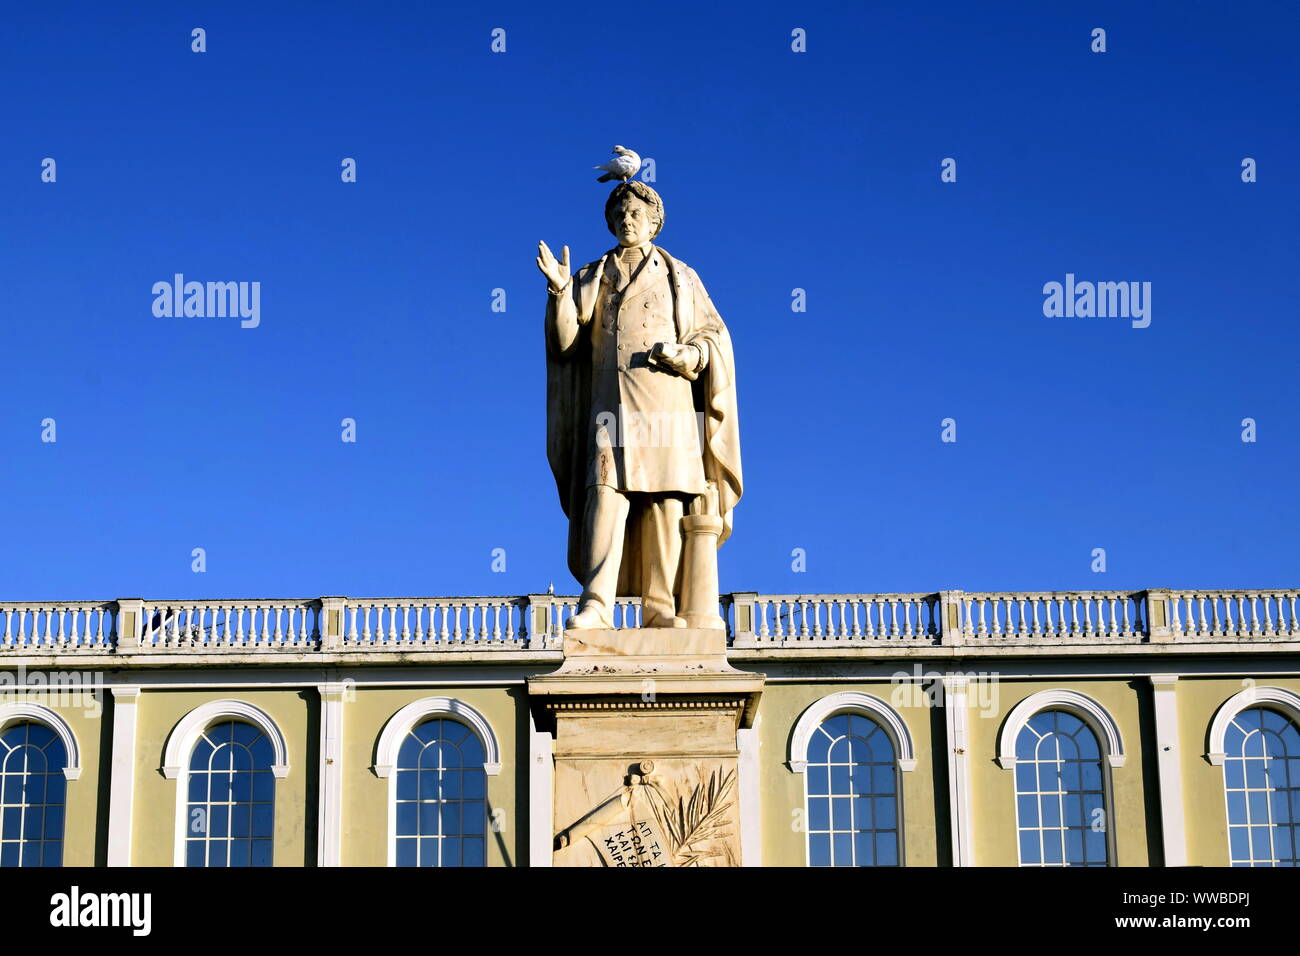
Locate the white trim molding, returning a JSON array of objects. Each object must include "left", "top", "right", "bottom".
[
  {"left": 737, "top": 719, "right": 762, "bottom": 866},
  {"left": 106, "top": 687, "right": 142, "bottom": 866},
  {"left": 317, "top": 683, "right": 347, "bottom": 867},
  {"left": 997, "top": 689, "right": 1126, "bottom": 770},
  {"left": 1148, "top": 676, "right": 1188, "bottom": 867},
  {"left": 1206, "top": 684, "right": 1300, "bottom": 766},
  {"left": 0, "top": 701, "right": 82, "bottom": 780},
  {"left": 374, "top": 697, "right": 502, "bottom": 778},
  {"left": 942, "top": 676, "right": 975, "bottom": 866},
  {"left": 788, "top": 691, "right": 917, "bottom": 773},
  {"left": 528, "top": 710, "right": 553, "bottom": 868},
  {"left": 162, "top": 699, "right": 290, "bottom": 779}
]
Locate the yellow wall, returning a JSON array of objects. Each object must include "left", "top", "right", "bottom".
[
  {"left": 22, "top": 670, "right": 1300, "bottom": 868},
  {"left": 0, "top": 689, "right": 107, "bottom": 866},
  {"left": 967, "top": 678, "right": 1151, "bottom": 866},
  {"left": 1176, "top": 677, "right": 1300, "bottom": 867},
  {"left": 755, "top": 682, "right": 940, "bottom": 867},
  {"left": 340, "top": 687, "right": 523, "bottom": 867},
  {"left": 132, "top": 689, "right": 312, "bottom": 866}
]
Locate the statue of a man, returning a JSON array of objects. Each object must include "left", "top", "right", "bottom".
[{"left": 538, "top": 181, "right": 742, "bottom": 629}]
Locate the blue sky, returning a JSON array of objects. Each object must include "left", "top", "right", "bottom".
[{"left": 2, "top": 1, "right": 1297, "bottom": 601}]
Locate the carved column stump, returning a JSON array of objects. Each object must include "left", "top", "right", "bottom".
[
  {"left": 528, "top": 628, "right": 763, "bottom": 866},
  {"left": 679, "top": 513, "right": 726, "bottom": 630}
]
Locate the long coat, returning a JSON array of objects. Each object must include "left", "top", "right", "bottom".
[{"left": 546, "top": 246, "right": 743, "bottom": 588}]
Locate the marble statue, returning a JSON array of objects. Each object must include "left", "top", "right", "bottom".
[{"left": 538, "top": 179, "right": 742, "bottom": 629}]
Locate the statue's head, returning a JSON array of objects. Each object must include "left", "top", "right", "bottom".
[{"left": 604, "top": 181, "right": 664, "bottom": 246}]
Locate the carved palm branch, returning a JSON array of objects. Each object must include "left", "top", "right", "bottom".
[{"left": 646, "top": 767, "right": 736, "bottom": 867}]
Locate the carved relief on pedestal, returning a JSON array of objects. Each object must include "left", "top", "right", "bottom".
[
  {"left": 528, "top": 627, "right": 762, "bottom": 868},
  {"left": 554, "top": 758, "right": 738, "bottom": 867}
]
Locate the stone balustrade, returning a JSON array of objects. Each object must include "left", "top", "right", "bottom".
[
  {"left": 141, "top": 600, "right": 321, "bottom": 650},
  {"left": 340, "top": 598, "right": 528, "bottom": 648},
  {"left": 0, "top": 602, "right": 117, "bottom": 651},
  {"left": 0, "top": 589, "right": 1296, "bottom": 657},
  {"left": 954, "top": 591, "right": 1145, "bottom": 643},
  {"left": 1158, "top": 589, "right": 1300, "bottom": 641},
  {"left": 733, "top": 593, "right": 940, "bottom": 645}
]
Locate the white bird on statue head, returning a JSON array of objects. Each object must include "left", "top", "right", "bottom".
[{"left": 594, "top": 145, "right": 642, "bottom": 183}]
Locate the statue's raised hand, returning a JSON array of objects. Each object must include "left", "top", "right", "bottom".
[{"left": 536, "top": 241, "right": 571, "bottom": 293}]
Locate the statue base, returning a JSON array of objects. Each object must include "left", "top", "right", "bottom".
[{"left": 528, "top": 627, "right": 764, "bottom": 867}]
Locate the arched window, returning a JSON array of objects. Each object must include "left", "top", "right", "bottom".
[
  {"left": 1013, "top": 710, "right": 1110, "bottom": 866},
  {"left": 805, "top": 713, "right": 900, "bottom": 867},
  {"left": 184, "top": 721, "right": 276, "bottom": 867},
  {"left": 394, "top": 719, "right": 487, "bottom": 867},
  {"left": 0, "top": 723, "right": 67, "bottom": 867},
  {"left": 1222, "top": 707, "right": 1300, "bottom": 866}
]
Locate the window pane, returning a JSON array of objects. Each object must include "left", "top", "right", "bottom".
[
  {"left": 0, "top": 723, "right": 67, "bottom": 868},
  {"left": 1014, "top": 710, "right": 1111, "bottom": 867},
  {"left": 185, "top": 721, "right": 275, "bottom": 867},
  {"left": 802, "top": 712, "right": 898, "bottom": 866},
  {"left": 1224, "top": 708, "right": 1300, "bottom": 866},
  {"left": 393, "top": 719, "right": 488, "bottom": 867}
]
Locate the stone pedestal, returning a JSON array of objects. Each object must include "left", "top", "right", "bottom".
[{"left": 528, "top": 627, "right": 763, "bottom": 867}]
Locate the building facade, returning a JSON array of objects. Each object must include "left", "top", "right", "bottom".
[{"left": 0, "top": 588, "right": 1297, "bottom": 867}]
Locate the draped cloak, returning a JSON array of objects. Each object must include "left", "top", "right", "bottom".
[{"left": 545, "top": 245, "right": 743, "bottom": 596}]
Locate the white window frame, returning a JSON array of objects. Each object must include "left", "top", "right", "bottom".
[
  {"left": 373, "top": 697, "right": 500, "bottom": 867},
  {"left": 163, "top": 699, "right": 289, "bottom": 867},
  {"left": 997, "top": 690, "right": 1124, "bottom": 867},
  {"left": 0, "top": 703, "right": 80, "bottom": 780},
  {"left": 1206, "top": 685, "right": 1300, "bottom": 765},
  {"left": 0, "top": 704, "right": 80, "bottom": 867},
  {"left": 1207, "top": 685, "right": 1300, "bottom": 866},
  {"left": 788, "top": 692, "right": 916, "bottom": 773},
  {"left": 789, "top": 692, "right": 915, "bottom": 867}
]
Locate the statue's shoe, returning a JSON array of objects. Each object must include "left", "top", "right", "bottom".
[{"left": 566, "top": 607, "right": 611, "bottom": 630}]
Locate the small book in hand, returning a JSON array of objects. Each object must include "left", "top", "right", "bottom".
[{"left": 648, "top": 342, "right": 678, "bottom": 369}]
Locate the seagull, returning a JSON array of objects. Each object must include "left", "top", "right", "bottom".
[{"left": 594, "top": 145, "right": 641, "bottom": 183}]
